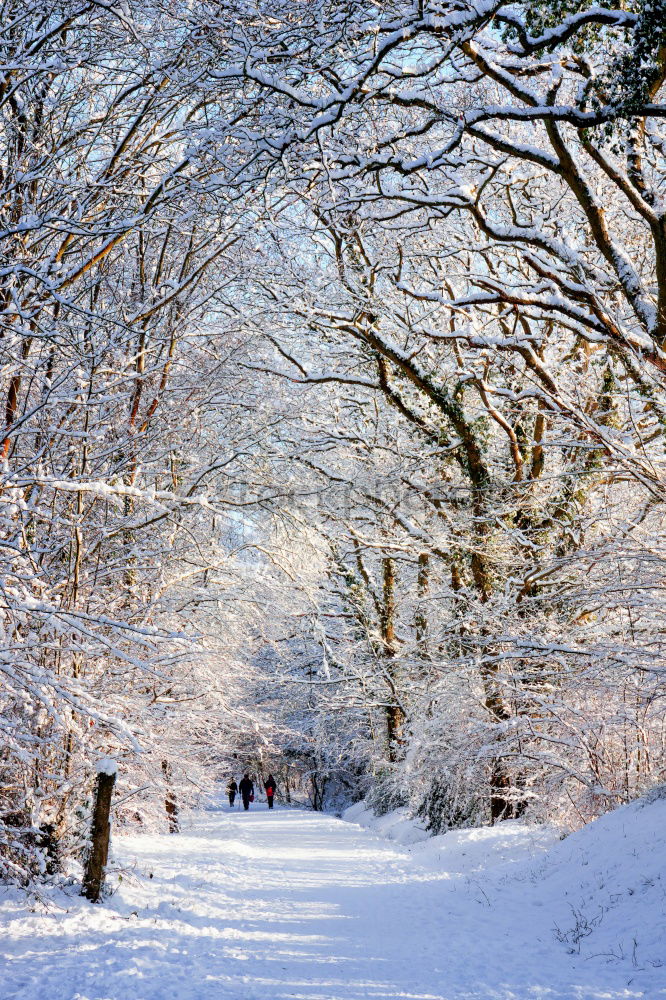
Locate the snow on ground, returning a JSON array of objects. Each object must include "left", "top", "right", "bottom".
[
  {"left": 342, "top": 801, "right": 558, "bottom": 869},
  {"left": 1, "top": 794, "right": 664, "bottom": 1000}
]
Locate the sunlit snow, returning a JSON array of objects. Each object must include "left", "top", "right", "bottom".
[{"left": 2, "top": 796, "right": 664, "bottom": 1000}]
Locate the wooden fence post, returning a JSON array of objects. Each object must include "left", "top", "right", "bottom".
[{"left": 82, "top": 759, "right": 117, "bottom": 902}]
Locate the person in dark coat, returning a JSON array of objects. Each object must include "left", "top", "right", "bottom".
[
  {"left": 238, "top": 773, "right": 254, "bottom": 810},
  {"left": 227, "top": 778, "right": 238, "bottom": 808},
  {"left": 264, "top": 774, "right": 277, "bottom": 809}
]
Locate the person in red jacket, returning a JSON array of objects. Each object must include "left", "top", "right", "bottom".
[{"left": 264, "top": 774, "right": 277, "bottom": 809}]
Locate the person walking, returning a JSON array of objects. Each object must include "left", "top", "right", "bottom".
[
  {"left": 264, "top": 774, "right": 277, "bottom": 809},
  {"left": 226, "top": 777, "right": 238, "bottom": 808},
  {"left": 238, "top": 773, "right": 254, "bottom": 811}
]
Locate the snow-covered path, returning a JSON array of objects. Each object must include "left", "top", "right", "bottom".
[{"left": 1, "top": 803, "right": 662, "bottom": 1000}]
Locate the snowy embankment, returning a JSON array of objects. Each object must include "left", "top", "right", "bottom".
[
  {"left": 344, "top": 792, "right": 666, "bottom": 979},
  {"left": 0, "top": 793, "right": 664, "bottom": 1000}
]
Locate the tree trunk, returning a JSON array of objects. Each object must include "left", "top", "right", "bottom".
[
  {"left": 162, "top": 760, "right": 179, "bottom": 833},
  {"left": 381, "top": 554, "right": 405, "bottom": 761},
  {"left": 311, "top": 772, "right": 325, "bottom": 811},
  {"left": 489, "top": 761, "right": 511, "bottom": 825},
  {"left": 415, "top": 551, "right": 430, "bottom": 658},
  {"left": 82, "top": 767, "right": 116, "bottom": 902},
  {"left": 386, "top": 704, "right": 405, "bottom": 764}
]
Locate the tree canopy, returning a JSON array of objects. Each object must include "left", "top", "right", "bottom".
[{"left": 1, "top": 0, "right": 665, "bottom": 883}]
